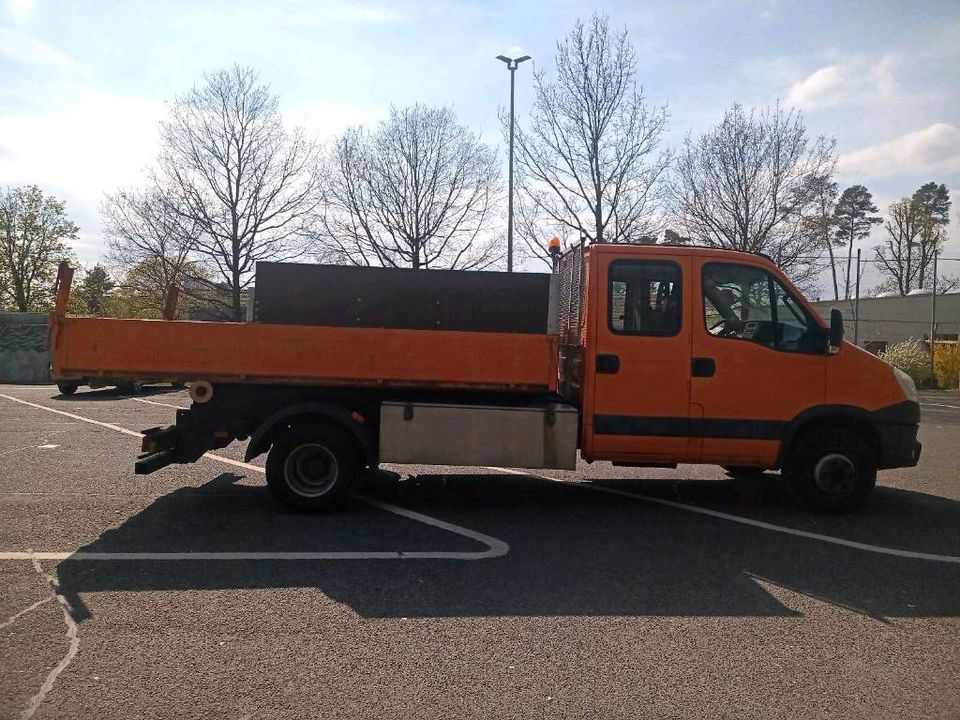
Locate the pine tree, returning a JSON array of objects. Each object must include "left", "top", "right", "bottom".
[
  {"left": 833, "top": 185, "right": 881, "bottom": 299},
  {"left": 76, "top": 264, "right": 116, "bottom": 315}
]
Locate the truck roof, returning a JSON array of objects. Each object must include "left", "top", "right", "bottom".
[{"left": 583, "top": 242, "right": 774, "bottom": 264}]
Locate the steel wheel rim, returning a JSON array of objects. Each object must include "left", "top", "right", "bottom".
[
  {"left": 813, "top": 453, "right": 857, "bottom": 496},
  {"left": 284, "top": 443, "right": 338, "bottom": 497}
]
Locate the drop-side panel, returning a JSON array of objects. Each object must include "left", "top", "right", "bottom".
[
  {"left": 51, "top": 317, "right": 558, "bottom": 392},
  {"left": 379, "top": 402, "right": 578, "bottom": 470}
]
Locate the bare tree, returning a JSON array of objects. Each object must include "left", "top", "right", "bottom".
[
  {"left": 158, "top": 65, "right": 321, "bottom": 320},
  {"left": 799, "top": 175, "right": 840, "bottom": 299},
  {"left": 874, "top": 184, "right": 953, "bottom": 295},
  {"left": 663, "top": 228, "right": 691, "bottom": 244},
  {"left": 321, "top": 105, "right": 500, "bottom": 269},
  {"left": 512, "top": 14, "right": 670, "bottom": 265},
  {"left": 101, "top": 187, "right": 208, "bottom": 317},
  {"left": 874, "top": 198, "right": 926, "bottom": 295},
  {"left": 670, "top": 103, "right": 836, "bottom": 287},
  {"left": 512, "top": 193, "right": 576, "bottom": 262},
  {"left": 0, "top": 185, "right": 78, "bottom": 311}
]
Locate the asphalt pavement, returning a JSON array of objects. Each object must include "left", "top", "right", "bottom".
[{"left": 0, "top": 385, "right": 958, "bottom": 719}]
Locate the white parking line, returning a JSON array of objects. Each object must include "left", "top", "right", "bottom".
[
  {"left": 0, "top": 491, "right": 511, "bottom": 561},
  {"left": 921, "top": 402, "right": 960, "bottom": 410},
  {"left": 0, "top": 393, "right": 509, "bottom": 561},
  {"left": 0, "top": 395, "right": 141, "bottom": 436},
  {"left": 485, "top": 467, "right": 960, "bottom": 565}
]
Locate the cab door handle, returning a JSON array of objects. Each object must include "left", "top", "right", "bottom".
[
  {"left": 596, "top": 354, "right": 620, "bottom": 374},
  {"left": 692, "top": 357, "right": 715, "bottom": 377}
]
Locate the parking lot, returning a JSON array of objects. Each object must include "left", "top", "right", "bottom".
[{"left": 0, "top": 385, "right": 958, "bottom": 719}]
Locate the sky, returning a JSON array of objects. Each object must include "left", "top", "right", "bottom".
[{"left": 1, "top": 0, "right": 958, "bottom": 297}]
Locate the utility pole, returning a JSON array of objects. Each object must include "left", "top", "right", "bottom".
[
  {"left": 854, "top": 248, "right": 861, "bottom": 346},
  {"left": 931, "top": 250, "right": 938, "bottom": 382},
  {"left": 496, "top": 53, "right": 531, "bottom": 272}
]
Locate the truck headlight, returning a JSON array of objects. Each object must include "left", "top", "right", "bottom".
[{"left": 893, "top": 367, "right": 918, "bottom": 402}]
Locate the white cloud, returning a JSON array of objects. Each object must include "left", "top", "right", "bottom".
[
  {"left": 0, "top": 93, "right": 376, "bottom": 263},
  {"left": 837, "top": 123, "right": 960, "bottom": 179},
  {"left": 500, "top": 46, "right": 527, "bottom": 58},
  {"left": 0, "top": 94, "right": 165, "bottom": 260},
  {"left": 787, "top": 65, "right": 841, "bottom": 107},
  {"left": 0, "top": 27, "right": 88, "bottom": 75},
  {"left": 285, "top": 100, "right": 385, "bottom": 140},
  {"left": 786, "top": 55, "right": 898, "bottom": 111},
  {"left": 5, "top": 0, "right": 34, "bottom": 23},
  {"left": 0, "top": 93, "right": 163, "bottom": 191}
]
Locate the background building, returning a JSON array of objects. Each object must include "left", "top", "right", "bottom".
[{"left": 811, "top": 292, "right": 960, "bottom": 354}]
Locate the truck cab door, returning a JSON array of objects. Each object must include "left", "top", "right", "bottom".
[
  {"left": 584, "top": 253, "right": 694, "bottom": 463},
  {"left": 691, "top": 259, "right": 826, "bottom": 466}
]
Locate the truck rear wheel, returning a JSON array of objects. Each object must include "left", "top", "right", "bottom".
[
  {"left": 784, "top": 428, "right": 876, "bottom": 514},
  {"left": 265, "top": 424, "right": 358, "bottom": 511},
  {"left": 57, "top": 381, "right": 80, "bottom": 395}
]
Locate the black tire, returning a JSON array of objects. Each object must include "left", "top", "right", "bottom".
[
  {"left": 265, "top": 423, "right": 359, "bottom": 511},
  {"left": 784, "top": 428, "right": 877, "bottom": 514},
  {"left": 57, "top": 381, "right": 80, "bottom": 395}
]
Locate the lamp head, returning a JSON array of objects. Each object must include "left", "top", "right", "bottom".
[{"left": 495, "top": 54, "right": 532, "bottom": 69}]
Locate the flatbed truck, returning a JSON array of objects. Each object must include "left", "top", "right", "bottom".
[{"left": 49, "top": 243, "right": 921, "bottom": 513}]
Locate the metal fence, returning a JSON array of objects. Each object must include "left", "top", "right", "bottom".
[
  {"left": 557, "top": 241, "right": 586, "bottom": 346},
  {"left": 0, "top": 313, "right": 50, "bottom": 383}
]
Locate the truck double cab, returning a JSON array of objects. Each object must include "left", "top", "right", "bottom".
[{"left": 49, "top": 243, "right": 921, "bottom": 513}]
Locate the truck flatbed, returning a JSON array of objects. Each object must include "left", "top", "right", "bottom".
[
  {"left": 51, "top": 262, "right": 559, "bottom": 392},
  {"left": 50, "top": 316, "right": 558, "bottom": 392}
]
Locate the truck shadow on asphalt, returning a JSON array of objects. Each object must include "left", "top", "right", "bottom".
[
  {"left": 51, "top": 386, "right": 183, "bottom": 401},
  {"left": 54, "top": 471, "right": 960, "bottom": 622}
]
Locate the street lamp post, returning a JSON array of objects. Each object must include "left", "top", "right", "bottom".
[{"left": 496, "top": 53, "right": 530, "bottom": 273}]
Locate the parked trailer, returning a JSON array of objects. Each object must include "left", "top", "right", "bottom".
[{"left": 50, "top": 244, "right": 921, "bottom": 513}]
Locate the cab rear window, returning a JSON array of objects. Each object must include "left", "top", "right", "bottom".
[{"left": 608, "top": 260, "right": 682, "bottom": 336}]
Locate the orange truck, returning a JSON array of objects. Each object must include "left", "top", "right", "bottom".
[{"left": 49, "top": 243, "right": 921, "bottom": 513}]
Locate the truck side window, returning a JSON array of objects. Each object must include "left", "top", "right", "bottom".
[
  {"left": 702, "top": 263, "right": 820, "bottom": 353},
  {"left": 608, "top": 260, "right": 682, "bottom": 336}
]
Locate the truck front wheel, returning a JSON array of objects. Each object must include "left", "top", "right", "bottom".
[
  {"left": 265, "top": 424, "right": 358, "bottom": 511},
  {"left": 784, "top": 428, "right": 877, "bottom": 514}
]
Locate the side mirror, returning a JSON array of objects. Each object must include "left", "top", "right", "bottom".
[{"left": 828, "top": 308, "right": 844, "bottom": 354}]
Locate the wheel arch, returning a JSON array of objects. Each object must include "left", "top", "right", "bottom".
[
  {"left": 244, "top": 401, "right": 376, "bottom": 466},
  {"left": 776, "top": 405, "right": 882, "bottom": 469}
]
